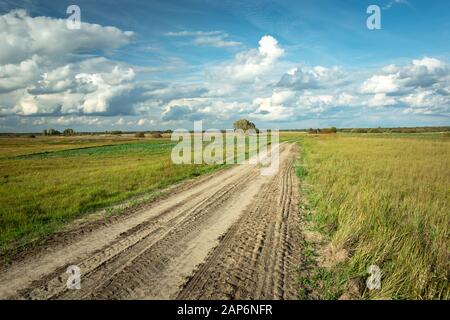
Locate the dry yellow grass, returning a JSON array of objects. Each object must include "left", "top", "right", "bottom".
[{"left": 298, "top": 134, "right": 449, "bottom": 299}]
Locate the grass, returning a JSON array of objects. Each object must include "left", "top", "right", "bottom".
[
  {"left": 340, "top": 131, "right": 450, "bottom": 140},
  {"left": 0, "top": 136, "right": 224, "bottom": 255},
  {"left": 0, "top": 135, "right": 145, "bottom": 158},
  {"left": 297, "top": 133, "right": 450, "bottom": 299},
  {"left": 0, "top": 133, "right": 272, "bottom": 256},
  {"left": 2, "top": 131, "right": 448, "bottom": 300}
]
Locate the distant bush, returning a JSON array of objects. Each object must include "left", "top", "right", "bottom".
[
  {"left": 388, "top": 128, "right": 418, "bottom": 133},
  {"left": 150, "top": 132, "right": 163, "bottom": 138},
  {"left": 308, "top": 128, "right": 337, "bottom": 134},
  {"left": 110, "top": 131, "right": 122, "bottom": 135},
  {"left": 135, "top": 132, "right": 145, "bottom": 138},
  {"left": 368, "top": 128, "right": 381, "bottom": 133},
  {"left": 43, "top": 128, "right": 61, "bottom": 136},
  {"left": 233, "top": 119, "right": 258, "bottom": 133},
  {"left": 63, "top": 128, "right": 76, "bottom": 136},
  {"left": 351, "top": 128, "right": 368, "bottom": 133}
]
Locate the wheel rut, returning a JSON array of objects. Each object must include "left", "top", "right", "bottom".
[
  {"left": 0, "top": 143, "right": 302, "bottom": 300},
  {"left": 177, "top": 149, "right": 301, "bottom": 300}
]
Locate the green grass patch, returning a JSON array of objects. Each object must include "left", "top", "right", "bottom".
[
  {"left": 0, "top": 138, "right": 224, "bottom": 255},
  {"left": 0, "top": 134, "right": 279, "bottom": 256}
]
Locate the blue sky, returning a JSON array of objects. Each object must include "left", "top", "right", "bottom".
[{"left": 0, "top": 0, "right": 449, "bottom": 131}]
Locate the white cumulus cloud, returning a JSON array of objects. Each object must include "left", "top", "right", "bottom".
[{"left": 218, "top": 35, "right": 284, "bottom": 83}]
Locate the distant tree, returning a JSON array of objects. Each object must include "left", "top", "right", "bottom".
[
  {"left": 63, "top": 128, "right": 76, "bottom": 136},
  {"left": 110, "top": 130, "right": 122, "bottom": 135},
  {"left": 351, "top": 128, "right": 368, "bottom": 133},
  {"left": 43, "top": 128, "right": 61, "bottom": 136},
  {"left": 150, "top": 132, "right": 163, "bottom": 138},
  {"left": 233, "top": 119, "right": 257, "bottom": 133},
  {"left": 330, "top": 126, "right": 337, "bottom": 133}
]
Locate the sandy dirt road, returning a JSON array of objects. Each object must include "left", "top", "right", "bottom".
[{"left": 0, "top": 143, "right": 302, "bottom": 300}]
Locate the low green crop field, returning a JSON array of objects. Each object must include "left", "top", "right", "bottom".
[
  {"left": 0, "top": 135, "right": 144, "bottom": 157},
  {"left": 0, "top": 135, "right": 223, "bottom": 255},
  {"left": 0, "top": 133, "right": 270, "bottom": 255},
  {"left": 297, "top": 133, "right": 450, "bottom": 299},
  {"left": 2, "top": 131, "right": 448, "bottom": 300}
]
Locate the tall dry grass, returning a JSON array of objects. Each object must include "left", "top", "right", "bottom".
[{"left": 299, "top": 134, "right": 449, "bottom": 299}]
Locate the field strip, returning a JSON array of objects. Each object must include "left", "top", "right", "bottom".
[{"left": 0, "top": 142, "right": 301, "bottom": 300}]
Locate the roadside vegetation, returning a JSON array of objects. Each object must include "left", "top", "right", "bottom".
[
  {"left": 0, "top": 135, "right": 149, "bottom": 157},
  {"left": 0, "top": 131, "right": 270, "bottom": 256},
  {"left": 0, "top": 136, "right": 223, "bottom": 255},
  {"left": 296, "top": 133, "right": 450, "bottom": 299},
  {"left": 1, "top": 128, "right": 448, "bottom": 300}
]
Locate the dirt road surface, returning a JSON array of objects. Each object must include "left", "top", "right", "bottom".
[{"left": 0, "top": 143, "right": 302, "bottom": 300}]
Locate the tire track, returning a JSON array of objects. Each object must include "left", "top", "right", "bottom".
[
  {"left": 177, "top": 147, "right": 301, "bottom": 300},
  {"left": 23, "top": 164, "right": 260, "bottom": 299},
  {"left": 0, "top": 143, "right": 302, "bottom": 300}
]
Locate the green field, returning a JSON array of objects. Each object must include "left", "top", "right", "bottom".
[
  {"left": 297, "top": 133, "right": 450, "bottom": 299},
  {"left": 0, "top": 134, "right": 267, "bottom": 255},
  {"left": 0, "top": 136, "right": 224, "bottom": 255},
  {"left": 1, "top": 132, "right": 449, "bottom": 300}
]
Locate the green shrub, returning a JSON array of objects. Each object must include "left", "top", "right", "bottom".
[
  {"left": 351, "top": 128, "right": 368, "bottom": 133},
  {"left": 43, "top": 128, "right": 61, "bottom": 136},
  {"left": 63, "top": 128, "right": 76, "bottom": 136},
  {"left": 233, "top": 119, "right": 258, "bottom": 132},
  {"left": 150, "top": 132, "right": 163, "bottom": 138}
]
